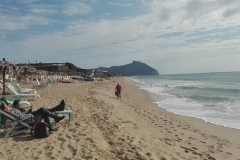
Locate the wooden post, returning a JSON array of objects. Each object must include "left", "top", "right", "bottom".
[{"left": 2, "top": 58, "right": 6, "bottom": 95}]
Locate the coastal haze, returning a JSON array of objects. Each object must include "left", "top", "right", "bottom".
[{"left": 0, "top": 0, "right": 240, "bottom": 74}]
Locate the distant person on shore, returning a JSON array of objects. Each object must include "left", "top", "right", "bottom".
[{"left": 115, "top": 83, "right": 122, "bottom": 99}]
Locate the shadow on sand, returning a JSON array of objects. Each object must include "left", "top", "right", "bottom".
[{"left": 12, "top": 133, "right": 35, "bottom": 142}]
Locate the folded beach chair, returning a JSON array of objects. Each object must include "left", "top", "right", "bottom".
[
  {"left": 25, "top": 78, "right": 36, "bottom": 84},
  {"left": 9, "top": 83, "right": 37, "bottom": 94},
  {"left": 79, "top": 77, "right": 85, "bottom": 82},
  {"left": 48, "top": 79, "right": 59, "bottom": 85},
  {"left": 0, "top": 110, "right": 33, "bottom": 138},
  {"left": 69, "top": 79, "right": 75, "bottom": 83},
  {"left": 6, "top": 83, "right": 40, "bottom": 98},
  {"left": 34, "top": 79, "right": 50, "bottom": 88},
  {"left": 1, "top": 80, "right": 37, "bottom": 94}
]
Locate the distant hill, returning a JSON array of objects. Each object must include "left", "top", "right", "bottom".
[{"left": 95, "top": 61, "right": 159, "bottom": 76}]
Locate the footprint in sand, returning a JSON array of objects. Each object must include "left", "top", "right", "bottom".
[
  {"left": 44, "top": 152, "right": 52, "bottom": 156},
  {"left": 67, "top": 144, "right": 77, "bottom": 156},
  {"left": 146, "top": 152, "right": 151, "bottom": 157},
  {"left": 192, "top": 147, "right": 197, "bottom": 150},
  {"left": 192, "top": 151, "right": 198, "bottom": 155},
  {"left": 176, "top": 138, "right": 182, "bottom": 142},
  {"left": 85, "top": 138, "right": 94, "bottom": 143},
  {"left": 75, "top": 122, "right": 81, "bottom": 126},
  {"left": 207, "top": 156, "right": 216, "bottom": 160}
]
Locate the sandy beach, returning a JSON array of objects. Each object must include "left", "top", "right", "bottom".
[{"left": 0, "top": 77, "right": 240, "bottom": 160}]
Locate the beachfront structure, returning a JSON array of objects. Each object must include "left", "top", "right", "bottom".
[{"left": 1, "top": 61, "right": 113, "bottom": 84}]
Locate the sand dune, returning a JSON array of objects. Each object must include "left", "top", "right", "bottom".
[{"left": 0, "top": 77, "right": 240, "bottom": 160}]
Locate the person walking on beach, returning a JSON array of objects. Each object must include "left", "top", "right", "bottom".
[{"left": 115, "top": 83, "right": 122, "bottom": 99}]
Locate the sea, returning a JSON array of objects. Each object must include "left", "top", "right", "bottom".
[{"left": 130, "top": 72, "right": 240, "bottom": 130}]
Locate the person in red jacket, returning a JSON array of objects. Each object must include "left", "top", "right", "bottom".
[{"left": 115, "top": 83, "right": 122, "bottom": 99}]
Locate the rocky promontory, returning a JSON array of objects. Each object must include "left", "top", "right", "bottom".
[{"left": 95, "top": 61, "right": 159, "bottom": 76}]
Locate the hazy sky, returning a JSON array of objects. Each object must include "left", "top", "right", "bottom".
[{"left": 0, "top": 0, "right": 240, "bottom": 74}]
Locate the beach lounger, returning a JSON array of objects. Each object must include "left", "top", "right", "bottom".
[
  {"left": 0, "top": 111, "right": 7, "bottom": 126},
  {"left": 48, "top": 79, "right": 59, "bottom": 85},
  {"left": 6, "top": 83, "right": 40, "bottom": 98},
  {"left": 9, "top": 83, "right": 37, "bottom": 94},
  {"left": 0, "top": 97, "right": 31, "bottom": 107},
  {"left": 25, "top": 78, "right": 36, "bottom": 84},
  {"left": 53, "top": 110, "right": 73, "bottom": 126},
  {"left": 0, "top": 97, "right": 31, "bottom": 127},
  {"left": 79, "top": 77, "right": 85, "bottom": 82},
  {"left": 57, "top": 78, "right": 76, "bottom": 83},
  {"left": 34, "top": 79, "right": 50, "bottom": 88},
  {"left": 1, "top": 80, "right": 37, "bottom": 94},
  {"left": 0, "top": 110, "right": 33, "bottom": 138},
  {"left": 10, "top": 99, "right": 31, "bottom": 108}
]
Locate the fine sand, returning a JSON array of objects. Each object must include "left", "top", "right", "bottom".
[{"left": 0, "top": 77, "right": 240, "bottom": 160}]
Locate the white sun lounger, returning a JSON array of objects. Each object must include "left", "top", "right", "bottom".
[{"left": 6, "top": 83, "right": 40, "bottom": 98}]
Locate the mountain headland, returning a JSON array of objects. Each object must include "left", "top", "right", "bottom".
[{"left": 95, "top": 61, "right": 159, "bottom": 76}]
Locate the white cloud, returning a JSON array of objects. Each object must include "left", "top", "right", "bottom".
[
  {"left": 28, "top": 4, "right": 58, "bottom": 15},
  {"left": 0, "top": 3, "right": 54, "bottom": 31},
  {"left": 0, "top": 0, "right": 240, "bottom": 74},
  {"left": 101, "top": 13, "right": 111, "bottom": 18},
  {"left": 17, "top": 0, "right": 39, "bottom": 4},
  {"left": 62, "top": 2, "right": 92, "bottom": 16},
  {"left": 0, "top": 13, "right": 50, "bottom": 31},
  {"left": 109, "top": 2, "right": 133, "bottom": 7},
  {"left": 142, "top": 0, "right": 240, "bottom": 34}
]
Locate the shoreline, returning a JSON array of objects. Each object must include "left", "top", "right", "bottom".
[
  {"left": 129, "top": 77, "right": 240, "bottom": 143},
  {"left": 0, "top": 77, "right": 239, "bottom": 160},
  {"left": 130, "top": 77, "right": 240, "bottom": 143}
]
